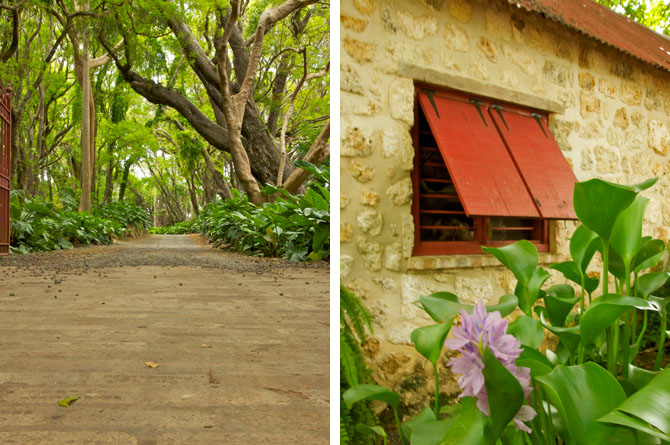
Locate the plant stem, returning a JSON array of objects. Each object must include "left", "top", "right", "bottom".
[
  {"left": 632, "top": 272, "right": 639, "bottom": 344},
  {"left": 654, "top": 311, "right": 667, "bottom": 371},
  {"left": 433, "top": 364, "right": 440, "bottom": 417},
  {"left": 393, "top": 408, "right": 406, "bottom": 445},
  {"left": 602, "top": 243, "right": 616, "bottom": 374},
  {"left": 621, "top": 269, "right": 631, "bottom": 378},
  {"left": 636, "top": 311, "right": 648, "bottom": 346}
]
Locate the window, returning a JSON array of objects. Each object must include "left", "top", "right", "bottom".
[{"left": 411, "top": 86, "right": 577, "bottom": 256}]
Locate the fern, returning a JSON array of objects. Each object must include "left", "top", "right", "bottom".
[{"left": 340, "top": 284, "right": 380, "bottom": 444}]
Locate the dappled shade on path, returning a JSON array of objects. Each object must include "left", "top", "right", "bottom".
[{"left": 0, "top": 235, "right": 329, "bottom": 443}]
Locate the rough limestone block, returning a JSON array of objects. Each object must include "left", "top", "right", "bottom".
[
  {"left": 613, "top": 108, "right": 628, "bottom": 129},
  {"left": 478, "top": 37, "right": 498, "bottom": 63},
  {"left": 578, "top": 73, "right": 594, "bottom": 91},
  {"left": 386, "top": 177, "right": 413, "bottom": 207},
  {"left": 353, "top": 0, "right": 375, "bottom": 15},
  {"left": 579, "top": 92, "right": 600, "bottom": 118},
  {"left": 358, "top": 210, "right": 384, "bottom": 236},
  {"left": 444, "top": 23, "right": 470, "bottom": 52},
  {"left": 396, "top": 9, "right": 437, "bottom": 40},
  {"left": 449, "top": 0, "right": 472, "bottom": 23},
  {"left": 341, "top": 14, "right": 368, "bottom": 32},
  {"left": 648, "top": 120, "right": 670, "bottom": 155},
  {"left": 356, "top": 237, "right": 383, "bottom": 271},
  {"left": 341, "top": 127, "right": 373, "bottom": 157},
  {"left": 598, "top": 78, "right": 618, "bottom": 98},
  {"left": 341, "top": 64, "right": 364, "bottom": 95},
  {"left": 384, "top": 243, "right": 403, "bottom": 271},
  {"left": 340, "top": 255, "right": 354, "bottom": 279},
  {"left": 402, "top": 215, "right": 414, "bottom": 258},
  {"left": 381, "top": 127, "right": 414, "bottom": 170},
  {"left": 348, "top": 160, "right": 375, "bottom": 183},
  {"left": 341, "top": 223, "right": 353, "bottom": 242},
  {"left": 342, "top": 37, "right": 375, "bottom": 64},
  {"left": 361, "top": 189, "right": 380, "bottom": 207},
  {"left": 595, "top": 144, "right": 621, "bottom": 174},
  {"left": 620, "top": 82, "right": 642, "bottom": 105},
  {"left": 645, "top": 89, "right": 662, "bottom": 111},
  {"left": 389, "top": 77, "right": 415, "bottom": 125}
]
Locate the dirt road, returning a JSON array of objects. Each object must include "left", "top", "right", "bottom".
[{"left": 0, "top": 235, "right": 329, "bottom": 444}]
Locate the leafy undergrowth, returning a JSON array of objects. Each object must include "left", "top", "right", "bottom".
[
  {"left": 152, "top": 162, "right": 330, "bottom": 262},
  {"left": 9, "top": 191, "right": 151, "bottom": 254}
]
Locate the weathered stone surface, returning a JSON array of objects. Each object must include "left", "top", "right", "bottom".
[
  {"left": 501, "top": 70, "right": 518, "bottom": 88},
  {"left": 598, "top": 78, "right": 617, "bottom": 97},
  {"left": 402, "top": 215, "right": 414, "bottom": 257},
  {"left": 358, "top": 210, "right": 383, "bottom": 236},
  {"left": 348, "top": 160, "right": 375, "bottom": 183},
  {"left": 449, "top": 0, "right": 471, "bottom": 22},
  {"left": 525, "top": 25, "right": 549, "bottom": 53},
  {"left": 648, "top": 120, "right": 670, "bottom": 155},
  {"left": 485, "top": 8, "right": 512, "bottom": 41},
  {"left": 613, "top": 108, "right": 628, "bottom": 129},
  {"left": 595, "top": 144, "right": 621, "bottom": 174},
  {"left": 343, "top": 37, "right": 375, "bottom": 64},
  {"left": 620, "top": 82, "right": 642, "bottom": 105},
  {"left": 580, "top": 147, "right": 594, "bottom": 171},
  {"left": 341, "top": 127, "right": 373, "bottom": 157},
  {"left": 341, "top": 195, "right": 350, "bottom": 209},
  {"left": 381, "top": 127, "right": 414, "bottom": 171},
  {"left": 396, "top": 9, "right": 437, "bottom": 40},
  {"left": 388, "top": 323, "right": 417, "bottom": 345},
  {"left": 389, "top": 77, "right": 415, "bottom": 125},
  {"left": 443, "top": 23, "right": 470, "bottom": 52},
  {"left": 578, "top": 119, "right": 603, "bottom": 139},
  {"left": 386, "top": 177, "right": 413, "bottom": 207},
  {"left": 346, "top": 278, "right": 370, "bottom": 300},
  {"left": 455, "top": 276, "right": 494, "bottom": 305},
  {"left": 341, "top": 223, "right": 353, "bottom": 242},
  {"left": 548, "top": 117, "right": 574, "bottom": 150},
  {"left": 357, "top": 237, "right": 384, "bottom": 271},
  {"left": 478, "top": 37, "right": 498, "bottom": 63},
  {"left": 631, "top": 111, "right": 644, "bottom": 127},
  {"left": 468, "top": 58, "right": 489, "bottom": 81},
  {"left": 340, "top": 255, "right": 354, "bottom": 278},
  {"left": 579, "top": 92, "right": 600, "bottom": 118},
  {"left": 361, "top": 189, "right": 380, "bottom": 207},
  {"left": 543, "top": 60, "right": 571, "bottom": 87},
  {"left": 353, "top": 0, "right": 375, "bottom": 15},
  {"left": 341, "top": 14, "right": 368, "bottom": 32},
  {"left": 502, "top": 44, "right": 535, "bottom": 75},
  {"left": 644, "top": 89, "right": 662, "bottom": 111},
  {"left": 374, "top": 276, "right": 398, "bottom": 291},
  {"left": 606, "top": 128, "right": 625, "bottom": 148},
  {"left": 384, "top": 243, "right": 403, "bottom": 271},
  {"left": 341, "top": 64, "right": 363, "bottom": 95},
  {"left": 354, "top": 100, "right": 381, "bottom": 116},
  {"left": 578, "top": 73, "right": 594, "bottom": 91}
]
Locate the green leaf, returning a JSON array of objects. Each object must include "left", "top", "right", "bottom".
[
  {"left": 610, "top": 196, "right": 649, "bottom": 267},
  {"left": 343, "top": 384, "right": 400, "bottom": 410},
  {"left": 411, "top": 320, "right": 455, "bottom": 366},
  {"left": 429, "top": 397, "right": 486, "bottom": 445},
  {"left": 355, "top": 424, "right": 388, "bottom": 443},
  {"left": 538, "top": 309, "right": 580, "bottom": 355},
  {"left": 508, "top": 315, "right": 544, "bottom": 348},
  {"left": 580, "top": 294, "right": 660, "bottom": 344},
  {"left": 400, "top": 406, "right": 436, "bottom": 442},
  {"left": 635, "top": 271, "right": 670, "bottom": 298},
  {"left": 482, "top": 347, "right": 525, "bottom": 442},
  {"left": 482, "top": 240, "right": 537, "bottom": 285},
  {"left": 58, "top": 395, "right": 80, "bottom": 407},
  {"left": 419, "top": 292, "right": 466, "bottom": 323},
  {"left": 569, "top": 224, "right": 600, "bottom": 272},
  {"left": 536, "top": 363, "right": 631, "bottom": 445},
  {"left": 486, "top": 294, "right": 518, "bottom": 317},
  {"left": 626, "top": 365, "right": 659, "bottom": 390},
  {"left": 544, "top": 284, "right": 579, "bottom": 327},
  {"left": 632, "top": 239, "right": 666, "bottom": 273},
  {"left": 598, "top": 368, "right": 670, "bottom": 441},
  {"left": 573, "top": 179, "right": 639, "bottom": 242}
]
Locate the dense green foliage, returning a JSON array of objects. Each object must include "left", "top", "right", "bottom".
[
  {"left": 341, "top": 285, "right": 379, "bottom": 445},
  {"left": 596, "top": 0, "right": 670, "bottom": 35},
  {"left": 344, "top": 177, "right": 670, "bottom": 444},
  {"left": 9, "top": 191, "right": 150, "bottom": 254},
  {"left": 152, "top": 162, "right": 330, "bottom": 262}
]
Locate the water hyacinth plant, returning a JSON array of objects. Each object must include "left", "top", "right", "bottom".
[{"left": 343, "top": 177, "right": 670, "bottom": 444}]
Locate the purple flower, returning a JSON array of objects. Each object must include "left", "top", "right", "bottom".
[{"left": 445, "top": 301, "right": 536, "bottom": 433}]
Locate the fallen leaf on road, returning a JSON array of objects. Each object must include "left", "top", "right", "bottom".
[
  {"left": 58, "top": 396, "right": 80, "bottom": 407},
  {"left": 145, "top": 361, "right": 160, "bottom": 368},
  {"left": 201, "top": 344, "right": 211, "bottom": 348}
]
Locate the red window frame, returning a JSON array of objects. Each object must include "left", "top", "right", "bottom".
[{"left": 411, "top": 86, "right": 559, "bottom": 256}]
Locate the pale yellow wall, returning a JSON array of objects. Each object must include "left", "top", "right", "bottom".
[{"left": 340, "top": 0, "right": 670, "bottom": 410}]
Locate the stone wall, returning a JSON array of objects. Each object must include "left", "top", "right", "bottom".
[{"left": 340, "top": 0, "right": 670, "bottom": 413}]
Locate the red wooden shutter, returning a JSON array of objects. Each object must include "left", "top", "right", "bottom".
[
  {"left": 417, "top": 90, "right": 539, "bottom": 218},
  {"left": 489, "top": 108, "right": 577, "bottom": 219}
]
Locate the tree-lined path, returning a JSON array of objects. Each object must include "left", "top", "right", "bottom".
[{"left": 0, "top": 235, "right": 329, "bottom": 444}]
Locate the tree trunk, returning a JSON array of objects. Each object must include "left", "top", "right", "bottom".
[
  {"left": 78, "top": 0, "right": 92, "bottom": 213},
  {"left": 201, "top": 146, "right": 232, "bottom": 199},
  {"left": 118, "top": 158, "right": 132, "bottom": 202}
]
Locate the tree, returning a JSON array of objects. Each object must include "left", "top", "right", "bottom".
[{"left": 596, "top": 0, "right": 670, "bottom": 35}]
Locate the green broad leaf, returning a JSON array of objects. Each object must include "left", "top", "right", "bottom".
[
  {"left": 419, "top": 292, "right": 466, "bottom": 323},
  {"left": 486, "top": 294, "right": 518, "bottom": 317},
  {"left": 438, "top": 397, "right": 487, "bottom": 445},
  {"left": 607, "top": 246, "right": 627, "bottom": 281},
  {"left": 410, "top": 418, "right": 457, "bottom": 445},
  {"left": 508, "top": 315, "right": 544, "bottom": 348},
  {"left": 598, "top": 368, "right": 670, "bottom": 441},
  {"left": 635, "top": 272, "right": 670, "bottom": 298},
  {"left": 537, "top": 363, "right": 631, "bottom": 445},
  {"left": 411, "top": 320, "right": 455, "bottom": 366},
  {"left": 549, "top": 260, "right": 582, "bottom": 284},
  {"left": 482, "top": 240, "right": 538, "bottom": 285},
  {"left": 517, "top": 347, "right": 553, "bottom": 378},
  {"left": 343, "top": 384, "right": 400, "bottom": 410},
  {"left": 610, "top": 196, "right": 649, "bottom": 267},
  {"left": 482, "top": 347, "right": 525, "bottom": 443},
  {"left": 569, "top": 224, "right": 600, "bottom": 272},
  {"left": 580, "top": 294, "right": 660, "bottom": 345},
  {"left": 355, "top": 424, "right": 388, "bottom": 443},
  {"left": 544, "top": 284, "right": 579, "bottom": 327},
  {"left": 632, "top": 239, "right": 666, "bottom": 273},
  {"left": 400, "top": 406, "right": 436, "bottom": 442},
  {"left": 626, "top": 365, "right": 659, "bottom": 390},
  {"left": 573, "top": 179, "right": 639, "bottom": 242},
  {"left": 58, "top": 395, "right": 80, "bottom": 407},
  {"left": 519, "top": 345, "right": 553, "bottom": 368},
  {"left": 538, "top": 309, "right": 580, "bottom": 355}
]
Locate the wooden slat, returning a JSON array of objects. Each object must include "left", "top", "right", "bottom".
[
  {"left": 421, "top": 178, "right": 452, "bottom": 184},
  {"left": 420, "top": 194, "right": 459, "bottom": 199},
  {"left": 491, "top": 226, "right": 534, "bottom": 231},
  {"left": 489, "top": 109, "right": 577, "bottom": 219},
  {"left": 418, "top": 92, "right": 539, "bottom": 218},
  {"left": 420, "top": 210, "right": 464, "bottom": 215},
  {"left": 420, "top": 225, "right": 473, "bottom": 230}
]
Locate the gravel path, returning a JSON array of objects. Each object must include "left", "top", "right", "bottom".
[{"left": 0, "top": 235, "right": 329, "bottom": 444}]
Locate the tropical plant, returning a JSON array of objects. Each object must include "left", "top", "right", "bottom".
[{"left": 344, "top": 177, "right": 670, "bottom": 444}]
